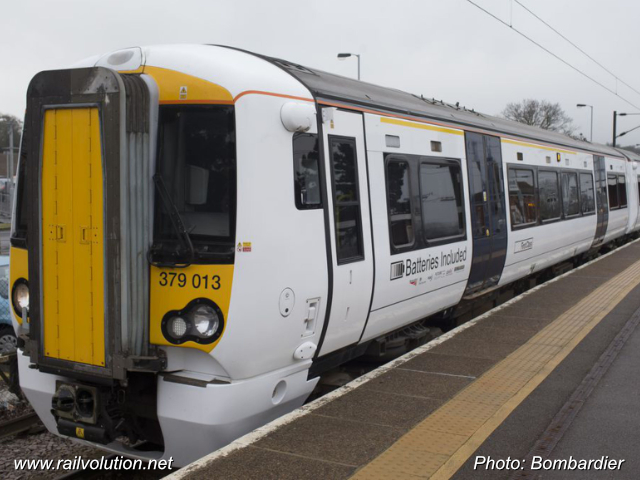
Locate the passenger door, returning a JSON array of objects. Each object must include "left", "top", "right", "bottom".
[
  {"left": 464, "top": 132, "right": 508, "bottom": 296},
  {"left": 592, "top": 155, "right": 609, "bottom": 248},
  {"left": 318, "top": 109, "right": 374, "bottom": 355}
]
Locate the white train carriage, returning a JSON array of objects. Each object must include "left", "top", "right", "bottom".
[{"left": 10, "top": 44, "right": 640, "bottom": 466}]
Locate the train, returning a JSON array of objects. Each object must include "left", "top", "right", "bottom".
[{"left": 9, "top": 44, "right": 640, "bottom": 466}]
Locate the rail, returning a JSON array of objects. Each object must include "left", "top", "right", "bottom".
[{"left": 0, "top": 411, "right": 41, "bottom": 441}]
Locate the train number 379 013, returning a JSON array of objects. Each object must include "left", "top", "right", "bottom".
[{"left": 158, "top": 272, "right": 221, "bottom": 290}]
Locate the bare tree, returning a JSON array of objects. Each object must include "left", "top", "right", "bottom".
[
  {"left": 502, "top": 99, "right": 575, "bottom": 136},
  {"left": 0, "top": 113, "right": 23, "bottom": 149}
]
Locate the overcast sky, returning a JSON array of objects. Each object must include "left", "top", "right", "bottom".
[{"left": 3, "top": 0, "right": 640, "bottom": 146}]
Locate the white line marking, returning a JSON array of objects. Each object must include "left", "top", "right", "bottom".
[{"left": 395, "top": 368, "right": 477, "bottom": 379}]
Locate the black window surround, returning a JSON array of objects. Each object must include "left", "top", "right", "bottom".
[
  {"left": 383, "top": 152, "right": 466, "bottom": 254},
  {"left": 507, "top": 164, "right": 596, "bottom": 231}
]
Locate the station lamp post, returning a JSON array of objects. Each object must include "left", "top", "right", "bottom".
[
  {"left": 576, "top": 104, "right": 593, "bottom": 142},
  {"left": 337, "top": 53, "right": 361, "bottom": 80},
  {"left": 613, "top": 111, "right": 640, "bottom": 147}
]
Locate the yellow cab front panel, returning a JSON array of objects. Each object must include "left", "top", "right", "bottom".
[{"left": 41, "top": 108, "right": 106, "bottom": 366}]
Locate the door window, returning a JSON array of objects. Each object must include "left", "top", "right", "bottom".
[
  {"left": 486, "top": 136, "right": 506, "bottom": 234},
  {"left": 465, "top": 133, "right": 489, "bottom": 238},
  {"left": 594, "top": 156, "right": 608, "bottom": 213},
  {"left": 329, "top": 136, "right": 364, "bottom": 263},
  {"left": 580, "top": 173, "right": 595, "bottom": 214}
]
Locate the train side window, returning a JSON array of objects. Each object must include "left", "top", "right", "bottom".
[
  {"left": 539, "top": 171, "right": 561, "bottom": 221},
  {"left": 385, "top": 159, "right": 415, "bottom": 249},
  {"left": 562, "top": 172, "right": 580, "bottom": 217},
  {"left": 293, "top": 133, "right": 322, "bottom": 210},
  {"left": 329, "top": 136, "right": 364, "bottom": 263},
  {"left": 607, "top": 174, "right": 619, "bottom": 209},
  {"left": 419, "top": 161, "right": 465, "bottom": 242},
  {"left": 618, "top": 175, "right": 627, "bottom": 208},
  {"left": 579, "top": 173, "right": 595, "bottom": 214},
  {"left": 508, "top": 168, "right": 537, "bottom": 227}
]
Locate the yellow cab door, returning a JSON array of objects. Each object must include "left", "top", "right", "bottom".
[{"left": 41, "top": 108, "right": 106, "bottom": 366}]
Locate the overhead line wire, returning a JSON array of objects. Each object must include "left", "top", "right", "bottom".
[
  {"left": 464, "top": 0, "right": 640, "bottom": 111},
  {"left": 514, "top": 0, "right": 640, "bottom": 100}
]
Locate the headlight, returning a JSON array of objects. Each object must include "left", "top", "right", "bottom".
[
  {"left": 167, "top": 316, "right": 188, "bottom": 339},
  {"left": 12, "top": 279, "right": 29, "bottom": 317},
  {"left": 161, "top": 299, "right": 224, "bottom": 345},
  {"left": 191, "top": 305, "right": 219, "bottom": 338}
]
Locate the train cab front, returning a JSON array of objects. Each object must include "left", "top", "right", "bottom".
[{"left": 8, "top": 50, "right": 255, "bottom": 466}]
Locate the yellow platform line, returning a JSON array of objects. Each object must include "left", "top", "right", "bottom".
[{"left": 351, "top": 259, "right": 640, "bottom": 480}]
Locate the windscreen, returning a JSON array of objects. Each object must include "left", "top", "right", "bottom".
[{"left": 153, "top": 105, "right": 236, "bottom": 263}]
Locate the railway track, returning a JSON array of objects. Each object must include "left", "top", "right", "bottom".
[{"left": 0, "top": 412, "right": 42, "bottom": 441}]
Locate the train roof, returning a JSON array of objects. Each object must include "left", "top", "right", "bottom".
[
  {"left": 75, "top": 44, "right": 634, "bottom": 161},
  {"left": 617, "top": 148, "right": 640, "bottom": 162},
  {"left": 242, "top": 49, "right": 626, "bottom": 159}
]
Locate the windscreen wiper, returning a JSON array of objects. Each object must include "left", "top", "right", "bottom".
[{"left": 149, "top": 173, "right": 195, "bottom": 268}]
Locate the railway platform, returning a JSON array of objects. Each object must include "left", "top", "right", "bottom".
[{"left": 168, "top": 239, "right": 640, "bottom": 480}]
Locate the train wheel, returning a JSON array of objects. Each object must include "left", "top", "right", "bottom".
[{"left": 0, "top": 325, "right": 17, "bottom": 355}]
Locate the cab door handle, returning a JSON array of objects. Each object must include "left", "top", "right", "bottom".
[
  {"left": 80, "top": 226, "right": 91, "bottom": 244},
  {"left": 56, "top": 225, "right": 66, "bottom": 242}
]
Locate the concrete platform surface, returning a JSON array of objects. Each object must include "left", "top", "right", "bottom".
[{"left": 168, "top": 240, "right": 640, "bottom": 480}]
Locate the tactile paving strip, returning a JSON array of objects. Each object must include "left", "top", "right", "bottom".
[{"left": 350, "top": 259, "right": 640, "bottom": 480}]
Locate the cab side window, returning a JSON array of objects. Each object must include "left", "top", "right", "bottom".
[{"left": 293, "top": 133, "right": 322, "bottom": 210}]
